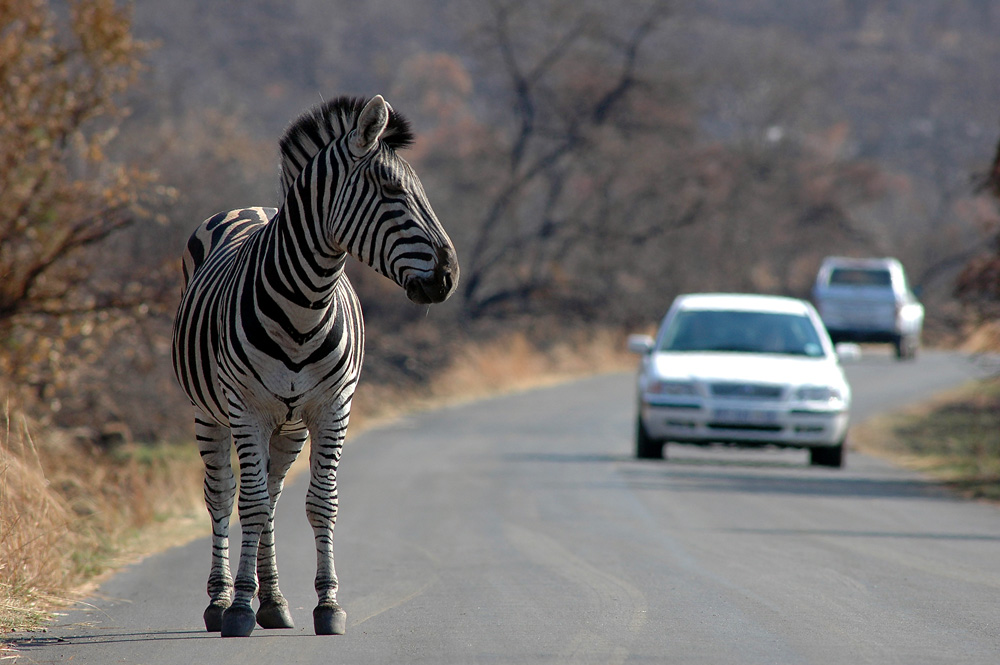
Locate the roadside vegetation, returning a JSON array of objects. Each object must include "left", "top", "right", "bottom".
[
  {"left": 0, "top": 406, "right": 204, "bottom": 633},
  {"left": 852, "top": 375, "right": 1000, "bottom": 502}
]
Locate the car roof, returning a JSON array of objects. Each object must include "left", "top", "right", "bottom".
[
  {"left": 819, "top": 256, "right": 902, "bottom": 270},
  {"left": 672, "top": 292, "right": 813, "bottom": 315}
]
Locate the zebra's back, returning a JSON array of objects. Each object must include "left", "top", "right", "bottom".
[
  {"left": 180, "top": 208, "right": 275, "bottom": 287},
  {"left": 172, "top": 208, "right": 275, "bottom": 424}
]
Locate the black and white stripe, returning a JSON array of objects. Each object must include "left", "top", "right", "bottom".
[{"left": 171, "top": 95, "right": 458, "bottom": 637}]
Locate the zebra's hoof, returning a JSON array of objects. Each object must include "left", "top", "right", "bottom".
[
  {"left": 221, "top": 605, "right": 256, "bottom": 637},
  {"left": 256, "top": 598, "right": 294, "bottom": 629},
  {"left": 313, "top": 603, "right": 347, "bottom": 635},
  {"left": 204, "top": 600, "right": 231, "bottom": 632}
]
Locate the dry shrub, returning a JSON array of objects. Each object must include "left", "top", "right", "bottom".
[
  {"left": 960, "top": 320, "right": 1000, "bottom": 354},
  {"left": 351, "top": 327, "right": 635, "bottom": 429},
  {"left": 429, "top": 328, "right": 634, "bottom": 401}
]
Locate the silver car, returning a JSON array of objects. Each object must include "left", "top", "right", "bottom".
[
  {"left": 812, "top": 256, "right": 924, "bottom": 360},
  {"left": 628, "top": 293, "right": 851, "bottom": 467}
]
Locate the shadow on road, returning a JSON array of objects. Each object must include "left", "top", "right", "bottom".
[
  {"left": 503, "top": 450, "right": 961, "bottom": 502},
  {"left": 8, "top": 630, "right": 211, "bottom": 650},
  {"left": 716, "top": 527, "right": 1000, "bottom": 542},
  {"left": 504, "top": 450, "right": 812, "bottom": 471},
  {"left": 619, "top": 465, "right": 957, "bottom": 501},
  {"left": 8, "top": 627, "right": 317, "bottom": 652}
]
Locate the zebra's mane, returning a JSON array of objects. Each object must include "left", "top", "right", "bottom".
[{"left": 278, "top": 96, "right": 415, "bottom": 198}]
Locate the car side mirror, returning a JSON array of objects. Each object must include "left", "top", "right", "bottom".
[
  {"left": 834, "top": 342, "right": 861, "bottom": 363},
  {"left": 627, "top": 334, "right": 655, "bottom": 355}
]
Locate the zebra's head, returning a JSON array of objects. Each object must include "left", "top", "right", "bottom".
[{"left": 280, "top": 95, "right": 459, "bottom": 305}]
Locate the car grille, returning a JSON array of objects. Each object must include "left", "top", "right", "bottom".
[
  {"left": 709, "top": 383, "right": 784, "bottom": 400},
  {"left": 707, "top": 423, "right": 783, "bottom": 432}
]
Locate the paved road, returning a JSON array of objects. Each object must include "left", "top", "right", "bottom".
[{"left": 11, "top": 350, "right": 1000, "bottom": 664}]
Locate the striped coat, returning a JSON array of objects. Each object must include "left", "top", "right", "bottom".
[{"left": 171, "top": 95, "right": 458, "bottom": 637}]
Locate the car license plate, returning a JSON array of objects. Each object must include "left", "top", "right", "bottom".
[{"left": 712, "top": 408, "right": 778, "bottom": 424}]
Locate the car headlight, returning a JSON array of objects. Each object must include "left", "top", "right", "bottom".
[
  {"left": 647, "top": 379, "right": 698, "bottom": 396},
  {"left": 796, "top": 385, "right": 843, "bottom": 402}
]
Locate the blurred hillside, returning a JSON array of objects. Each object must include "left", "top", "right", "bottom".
[
  {"left": 123, "top": 0, "right": 1000, "bottom": 311},
  {"left": 4, "top": 0, "right": 1000, "bottom": 443}
]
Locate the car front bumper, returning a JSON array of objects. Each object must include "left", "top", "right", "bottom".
[{"left": 640, "top": 398, "right": 849, "bottom": 448}]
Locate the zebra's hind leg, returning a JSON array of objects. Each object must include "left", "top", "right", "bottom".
[
  {"left": 255, "top": 425, "right": 308, "bottom": 630},
  {"left": 195, "top": 412, "right": 236, "bottom": 632},
  {"left": 306, "top": 406, "right": 350, "bottom": 635}
]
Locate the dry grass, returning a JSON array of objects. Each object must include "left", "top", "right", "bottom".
[
  {"left": 0, "top": 410, "right": 70, "bottom": 633},
  {"left": 852, "top": 377, "right": 1000, "bottom": 501},
  {"left": 0, "top": 403, "right": 205, "bottom": 635}
]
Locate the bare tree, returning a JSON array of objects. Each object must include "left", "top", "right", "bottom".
[
  {"left": 0, "top": 0, "right": 167, "bottom": 393},
  {"left": 459, "top": 0, "right": 686, "bottom": 318}
]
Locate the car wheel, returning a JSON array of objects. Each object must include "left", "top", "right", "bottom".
[
  {"left": 894, "top": 335, "right": 918, "bottom": 361},
  {"left": 809, "top": 440, "right": 845, "bottom": 468},
  {"left": 635, "top": 416, "right": 664, "bottom": 460}
]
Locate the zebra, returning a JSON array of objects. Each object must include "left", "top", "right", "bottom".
[{"left": 170, "top": 95, "right": 459, "bottom": 637}]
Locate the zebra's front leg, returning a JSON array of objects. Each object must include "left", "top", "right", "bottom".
[
  {"left": 306, "top": 407, "right": 351, "bottom": 635},
  {"left": 220, "top": 407, "right": 273, "bottom": 638},
  {"left": 195, "top": 412, "right": 236, "bottom": 632},
  {"left": 254, "top": 426, "right": 308, "bottom": 630}
]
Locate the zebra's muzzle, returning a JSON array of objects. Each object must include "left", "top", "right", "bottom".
[{"left": 404, "top": 245, "right": 459, "bottom": 305}]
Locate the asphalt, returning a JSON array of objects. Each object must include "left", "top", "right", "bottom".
[{"left": 10, "top": 349, "right": 1000, "bottom": 664}]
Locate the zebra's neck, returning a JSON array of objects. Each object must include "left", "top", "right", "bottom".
[{"left": 256, "top": 198, "right": 347, "bottom": 344}]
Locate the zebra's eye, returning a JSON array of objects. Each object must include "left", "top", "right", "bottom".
[{"left": 382, "top": 182, "right": 406, "bottom": 199}]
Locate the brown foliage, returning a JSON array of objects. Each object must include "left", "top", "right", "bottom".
[
  {"left": 956, "top": 235, "right": 1000, "bottom": 315},
  {"left": 0, "top": 0, "right": 170, "bottom": 402},
  {"left": 427, "top": 1, "right": 923, "bottom": 326},
  {"left": 954, "top": 135, "right": 1000, "bottom": 319}
]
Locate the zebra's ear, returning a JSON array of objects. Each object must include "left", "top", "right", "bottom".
[{"left": 349, "top": 95, "right": 390, "bottom": 157}]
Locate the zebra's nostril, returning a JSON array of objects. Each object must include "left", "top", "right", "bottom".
[
  {"left": 435, "top": 246, "right": 459, "bottom": 294},
  {"left": 403, "top": 268, "right": 457, "bottom": 305}
]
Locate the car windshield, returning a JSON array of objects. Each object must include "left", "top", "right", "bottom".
[
  {"left": 659, "top": 309, "right": 827, "bottom": 357},
  {"left": 829, "top": 267, "right": 892, "bottom": 287}
]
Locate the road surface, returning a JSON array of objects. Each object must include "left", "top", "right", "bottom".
[{"left": 11, "top": 349, "right": 1000, "bottom": 664}]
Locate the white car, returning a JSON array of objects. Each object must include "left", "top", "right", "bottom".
[{"left": 628, "top": 293, "right": 851, "bottom": 467}]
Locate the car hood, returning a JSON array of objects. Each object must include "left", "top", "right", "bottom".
[{"left": 651, "top": 352, "right": 848, "bottom": 388}]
